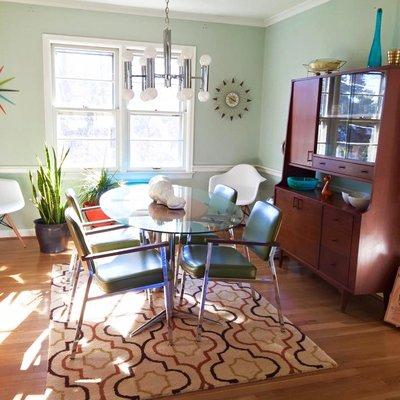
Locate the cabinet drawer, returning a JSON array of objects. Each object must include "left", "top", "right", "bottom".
[
  {"left": 321, "top": 207, "right": 353, "bottom": 256},
  {"left": 350, "top": 163, "right": 374, "bottom": 180},
  {"left": 319, "top": 247, "right": 350, "bottom": 286},
  {"left": 312, "top": 155, "right": 374, "bottom": 181}
]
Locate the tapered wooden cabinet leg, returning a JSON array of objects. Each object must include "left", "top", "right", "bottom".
[
  {"left": 383, "top": 290, "right": 391, "bottom": 311},
  {"left": 340, "top": 290, "right": 351, "bottom": 312},
  {"left": 4, "top": 214, "right": 26, "bottom": 248}
]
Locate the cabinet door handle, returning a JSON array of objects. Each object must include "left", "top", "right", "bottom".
[
  {"left": 330, "top": 262, "right": 337, "bottom": 267},
  {"left": 307, "top": 150, "right": 313, "bottom": 162},
  {"left": 361, "top": 169, "right": 369, "bottom": 174},
  {"left": 297, "top": 199, "right": 303, "bottom": 210},
  {"left": 292, "top": 197, "right": 298, "bottom": 208},
  {"left": 319, "top": 161, "right": 326, "bottom": 166},
  {"left": 338, "top": 165, "right": 346, "bottom": 170},
  {"left": 332, "top": 239, "right": 338, "bottom": 243}
]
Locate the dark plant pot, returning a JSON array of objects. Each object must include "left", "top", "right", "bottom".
[
  {"left": 83, "top": 201, "right": 113, "bottom": 227},
  {"left": 34, "top": 219, "right": 69, "bottom": 254}
]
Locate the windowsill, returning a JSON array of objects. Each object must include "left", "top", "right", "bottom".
[{"left": 61, "top": 170, "right": 194, "bottom": 181}]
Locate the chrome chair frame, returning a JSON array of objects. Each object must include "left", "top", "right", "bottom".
[
  {"left": 66, "top": 223, "right": 149, "bottom": 322},
  {"left": 70, "top": 241, "right": 173, "bottom": 358},
  {"left": 179, "top": 237, "right": 285, "bottom": 341}
]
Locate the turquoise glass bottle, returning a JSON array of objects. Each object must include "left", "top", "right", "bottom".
[{"left": 368, "top": 8, "right": 383, "bottom": 68}]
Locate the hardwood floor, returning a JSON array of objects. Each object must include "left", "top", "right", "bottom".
[{"left": 1, "top": 237, "right": 399, "bottom": 400}]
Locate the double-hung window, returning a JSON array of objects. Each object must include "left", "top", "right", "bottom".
[
  {"left": 52, "top": 46, "right": 118, "bottom": 168},
  {"left": 45, "top": 35, "right": 194, "bottom": 174}
]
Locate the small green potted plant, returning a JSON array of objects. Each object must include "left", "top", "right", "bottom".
[
  {"left": 79, "top": 168, "right": 120, "bottom": 223},
  {"left": 29, "top": 146, "right": 70, "bottom": 254}
]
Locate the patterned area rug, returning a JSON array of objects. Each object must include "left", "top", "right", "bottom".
[{"left": 46, "top": 264, "right": 336, "bottom": 399}]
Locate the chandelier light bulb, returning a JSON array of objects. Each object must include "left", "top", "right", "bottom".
[
  {"left": 123, "top": 88, "right": 134, "bottom": 101},
  {"left": 147, "top": 87, "right": 158, "bottom": 100},
  {"left": 197, "top": 90, "right": 210, "bottom": 102},
  {"left": 199, "top": 54, "right": 212, "bottom": 66},
  {"left": 122, "top": 49, "right": 134, "bottom": 62},
  {"left": 177, "top": 88, "right": 194, "bottom": 102},
  {"left": 139, "top": 56, "right": 147, "bottom": 67},
  {"left": 144, "top": 46, "right": 157, "bottom": 59},
  {"left": 181, "top": 49, "right": 193, "bottom": 60},
  {"left": 140, "top": 90, "right": 150, "bottom": 102}
]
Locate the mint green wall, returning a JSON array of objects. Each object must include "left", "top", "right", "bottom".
[
  {"left": 0, "top": 2, "right": 265, "bottom": 231},
  {"left": 259, "top": 0, "right": 400, "bottom": 172},
  {"left": 0, "top": 2, "right": 264, "bottom": 167}
]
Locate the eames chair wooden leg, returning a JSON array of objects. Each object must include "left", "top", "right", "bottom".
[
  {"left": 4, "top": 214, "right": 26, "bottom": 248},
  {"left": 70, "top": 274, "right": 93, "bottom": 358}
]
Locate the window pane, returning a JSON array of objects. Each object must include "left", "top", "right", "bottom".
[
  {"left": 129, "top": 141, "right": 183, "bottom": 168},
  {"left": 54, "top": 48, "right": 114, "bottom": 80},
  {"left": 59, "top": 139, "right": 116, "bottom": 168},
  {"left": 129, "top": 114, "right": 181, "bottom": 140},
  {"left": 55, "top": 79, "right": 114, "bottom": 109},
  {"left": 57, "top": 111, "right": 116, "bottom": 140}
]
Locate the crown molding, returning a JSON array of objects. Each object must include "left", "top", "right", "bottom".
[
  {"left": 264, "top": 0, "right": 331, "bottom": 27},
  {"left": 3, "top": 0, "right": 331, "bottom": 28},
  {"left": 3, "top": 0, "right": 265, "bottom": 27}
]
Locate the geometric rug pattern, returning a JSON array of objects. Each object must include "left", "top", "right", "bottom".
[{"left": 46, "top": 264, "right": 337, "bottom": 399}]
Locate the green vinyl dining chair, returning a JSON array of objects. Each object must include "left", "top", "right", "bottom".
[
  {"left": 174, "top": 184, "right": 238, "bottom": 286},
  {"left": 185, "top": 184, "right": 238, "bottom": 245},
  {"left": 65, "top": 189, "right": 149, "bottom": 321},
  {"left": 178, "top": 200, "right": 284, "bottom": 341},
  {"left": 65, "top": 207, "right": 173, "bottom": 358}
]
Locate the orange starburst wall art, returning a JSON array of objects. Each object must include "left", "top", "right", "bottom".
[{"left": 0, "top": 66, "right": 18, "bottom": 114}]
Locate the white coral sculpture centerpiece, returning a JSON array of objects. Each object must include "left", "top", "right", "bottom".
[{"left": 148, "top": 176, "right": 186, "bottom": 209}]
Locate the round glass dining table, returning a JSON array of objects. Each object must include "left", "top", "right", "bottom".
[
  {"left": 99, "top": 183, "right": 243, "bottom": 237},
  {"left": 99, "top": 183, "right": 243, "bottom": 335}
]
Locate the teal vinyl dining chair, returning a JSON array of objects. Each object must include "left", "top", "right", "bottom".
[
  {"left": 178, "top": 200, "right": 285, "bottom": 340},
  {"left": 65, "top": 207, "right": 173, "bottom": 358}
]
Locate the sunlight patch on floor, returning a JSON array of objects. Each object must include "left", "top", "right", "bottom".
[
  {"left": 20, "top": 328, "right": 49, "bottom": 370},
  {"left": 0, "top": 290, "right": 43, "bottom": 344}
]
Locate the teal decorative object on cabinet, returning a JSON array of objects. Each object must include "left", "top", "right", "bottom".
[{"left": 368, "top": 8, "right": 383, "bottom": 68}]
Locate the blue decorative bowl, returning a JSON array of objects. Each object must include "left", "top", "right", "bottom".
[{"left": 287, "top": 177, "right": 319, "bottom": 191}]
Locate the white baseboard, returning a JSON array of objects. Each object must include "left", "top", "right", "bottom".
[{"left": 0, "top": 228, "right": 35, "bottom": 238}]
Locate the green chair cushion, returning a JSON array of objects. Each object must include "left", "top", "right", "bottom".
[
  {"left": 180, "top": 244, "right": 256, "bottom": 279},
  {"left": 94, "top": 249, "right": 165, "bottom": 293},
  {"left": 89, "top": 228, "right": 141, "bottom": 253}
]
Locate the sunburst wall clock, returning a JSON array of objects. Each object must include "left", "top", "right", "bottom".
[
  {"left": 0, "top": 66, "right": 18, "bottom": 114},
  {"left": 213, "top": 78, "right": 251, "bottom": 121}
]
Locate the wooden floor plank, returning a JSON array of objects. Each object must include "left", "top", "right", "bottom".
[{"left": 0, "top": 237, "right": 399, "bottom": 399}]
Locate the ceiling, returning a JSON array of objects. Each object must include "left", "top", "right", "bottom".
[{"left": 9, "top": 0, "right": 331, "bottom": 26}]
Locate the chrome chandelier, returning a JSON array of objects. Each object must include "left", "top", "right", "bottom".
[{"left": 123, "top": 0, "right": 212, "bottom": 103}]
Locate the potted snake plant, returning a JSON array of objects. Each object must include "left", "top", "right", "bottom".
[
  {"left": 79, "top": 168, "right": 120, "bottom": 225},
  {"left": 29, "top": 146, "right": 70, "bottom": 253}
]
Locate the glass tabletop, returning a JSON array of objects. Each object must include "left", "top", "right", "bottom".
[{"left": 99, "top": 184, "right": 243, "bottom": 235}]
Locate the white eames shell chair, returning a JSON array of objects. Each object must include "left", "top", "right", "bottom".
[
  {"left": 0, "top": 178, "right": 26, "bottom": 247},
  {"left": 208, "top": 164, "right": 266, "bottom": 212}
]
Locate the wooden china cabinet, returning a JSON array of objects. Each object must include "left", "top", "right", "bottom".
[{"left": 275, "top": 65, "right": 400, "bottom": 311}]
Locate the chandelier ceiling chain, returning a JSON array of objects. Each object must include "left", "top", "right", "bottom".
[
  {"left": 164, "top": 0, "right": 170, "bottom": 27},
  {"left": 123, "top": 0, "right": 212, "bottom": 103}
]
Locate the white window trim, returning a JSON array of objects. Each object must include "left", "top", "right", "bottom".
[{"left": 43, "top": 34, "right": 195, "bottom": 178}]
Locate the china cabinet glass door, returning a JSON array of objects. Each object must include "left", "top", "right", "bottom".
[{"left": 317, "top": 71, "right": 385, "bottom": 163}]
